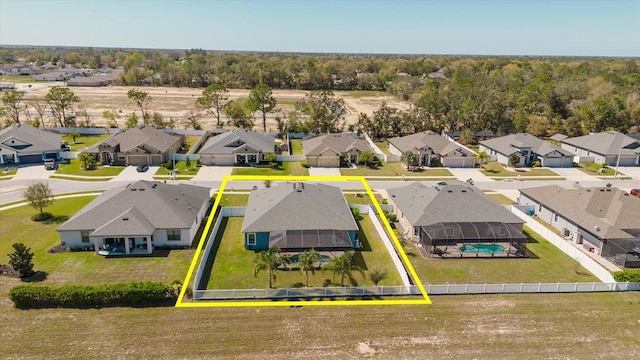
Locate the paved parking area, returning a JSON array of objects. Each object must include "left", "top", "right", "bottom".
[
  {"left": 308, "top": 167, "right": 341, "bottom": 176},
  {"left": 12, "top": 165, "right": 52, "bottom": 180},
  {"left": 191, "top": 166, "right": 234, "bottom": 181}
]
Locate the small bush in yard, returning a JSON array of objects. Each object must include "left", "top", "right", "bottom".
[
  {"left": 31, "top": 212, "right": 54, "bottom": 221},
  {"left": 613, "top": 269, "right": 640, "bottom": 282}
]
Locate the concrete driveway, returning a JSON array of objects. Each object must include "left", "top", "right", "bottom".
[
  {"left": 618, "top": 166, "right": 640, "bottom": 180},
  {"left": 308, "top": 167, "right": 341, "bottom": 176},
  {"left": 12, "top": 165, "right": 52, "bottom": 181},
  {"left": 447, "top": 168, "right": 491, "bottom": 183},
  {"left": 192, "top": 166, "right": 234, "bottom": 181},
  {"left": 110, "top": 165, "right": 159, "bottom": 182}
]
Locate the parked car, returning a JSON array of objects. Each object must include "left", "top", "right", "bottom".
[
  {"left": 436, "top": 181, "right": 447, "bottom": 186},
  {"left": 631, "top": 189, "right": 640, "bottom": 197},
  {"left": 44, "top": 159, "right": 56, "bottom": 170},
  {"left": 136, "top": 164, "right": 149, "bottom": 172}
]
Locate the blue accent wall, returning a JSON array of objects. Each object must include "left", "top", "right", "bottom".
[
  {"left": 244, "top": 232, "right": 270, "bottom": 251},
  {"left": 349, "top": 230, "right": 357, "bottom": 247}
]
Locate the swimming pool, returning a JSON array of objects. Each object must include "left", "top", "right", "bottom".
[
  {"left": 459, "top": 244, "right": 505, "bottom": 254},
  {"left": 288, "top": 254, "right": 332, "bottom": 264}
]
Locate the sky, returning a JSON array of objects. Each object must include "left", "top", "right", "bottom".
[{"left": 0, "top": 0, "right": 638, "bottom": 57}]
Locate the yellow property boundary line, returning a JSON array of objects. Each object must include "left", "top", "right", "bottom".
[{"left": 176, "top": 175, "right": 431, "bottom": 307}]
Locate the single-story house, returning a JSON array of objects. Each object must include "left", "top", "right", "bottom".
[
  {"left": 198, "top": 128, "right": 275, "bottom": 166},
  {"left": 388, "top": 131, "right": 476, "bottom": 168},
  {"left": 480, "top": 133, "right": 574, "bottom": 167},
  {"left": 85, "top": 125, "right": 183, "bottom": 166},
  {"left": 302, "top": 133, "right": 371, "bottom": 167},
  {"left": 33, "top": 70, "right": 77, "bottom": 81},
  {"left": 241, "top": 182, "right": 359, "bottom": 251},
  {"left": 560, "top": 131, "right": 640, "bottom": 166},
  {"left": 518, "top": 185, "right": 640, "bottom": 268},
  {"left": 387, "top": 182, "right": 527, "bottom": 257},
  {"left": 57, "top": 180, "right": 211, "bottom": 255},
  {"left": 0, "top": 124, "right": 63, "bottom": 165}
]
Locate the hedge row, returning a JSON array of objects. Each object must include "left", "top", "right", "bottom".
[
  {"left": 613, "top": 269, "right": 640, "bottom": 283},
  {"left": 9, "top": 282, "right": 172, "bottom": 309}
]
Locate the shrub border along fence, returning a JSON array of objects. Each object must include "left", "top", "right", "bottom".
[{"left": 8, "top": 282, "right": 173, "bottom": 309}]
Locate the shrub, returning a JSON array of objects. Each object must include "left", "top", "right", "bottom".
[
  {"left": 382, "top": 198, "right": 388, "bottom": 204},
  {"left": 8, "top": 243, "right": 35, "bottom": 278},
  {"left": 31, "top": 212, "right": 54, "bottom": 222},
  {"left": 163, "top": 161, "right": 174, "bottom": 170},
  {"left": 8, "top": 282, "right": 172, "bottom": 309},
  {"left": 382, "top": 210, "right": 397, "bottom": 222},
  {"left": 613, "top": 269, "right": 640, "bottom": 282},
  {"left": 301, "top": 161, "right": 310, "bottom": 168}
]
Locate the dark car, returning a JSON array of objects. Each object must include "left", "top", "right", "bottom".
[
  {"left": 436, "top": 181, "right": 447, "bottom": 186},
  {"left": 631, "top": 189, "right": 640, "bottom": 197},
  {"left": 136, "top": 164, "right": 149, "bottom": 172}
]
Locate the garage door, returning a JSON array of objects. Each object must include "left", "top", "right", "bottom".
[
  {"left": 199, "top": 154, "right": 213, "bottom": 165},
  {"left": 150, "top": 155, "right": 163, "bottom": 165},
  {"left": 18, "top": 154, "right": 43, "bottom": 164},
  {"left": 214, "top": 155, "right": 234, "bottom": 166},
  {"left": 542, "top": 158, "right": 563, "bottom": 168},
  {"left": 444, "top": 158, "right": 463, "bottom": 168},
  {"left": 318, "top": 156, "right": 339, "bottom": 167},
  {"left": 127, "top": 155, "right": 149, "bottom": 166}
]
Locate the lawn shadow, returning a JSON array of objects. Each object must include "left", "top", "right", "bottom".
[
  {"left": 44, "top": 215, "right": 69, "bottom": 224},
  {"left": 197, "top": 217, "right": 227, "bottom": 289},
  {"left": 22, "top": 271, "right": 48, "bottom": 282},
  {"left": 523, "top": 232, "right": 541, "bottom": 260},
  {"left": 352, "top": 251, "right": 368, "bottom": 271}
]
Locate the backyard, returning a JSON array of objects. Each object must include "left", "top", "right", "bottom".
[
  {"left": 408, "top": 227, "right": 599, "bottom": 284},
  {"left": 177, "top": 135, "right": 202, "bottom": 154},
  {"left": 202, "top": 215, "right": 403, "bottom": 290},
  {"left": 289, "top": 139, "right": 304, "bottom": 155},
  {"left": 55, "top": 158, "right": 125, "bottom": 177},
  {"left": 61, "top": 133, "right": 111, "bottom": 152},
  {"left": 0, "top": 197, "right": 194, "bottom": 287},
  {"left": 480, "top": 162, "right": 560, "bottom": 177}
]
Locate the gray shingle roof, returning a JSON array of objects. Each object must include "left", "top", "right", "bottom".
[
  {"left": 303, "top": 133, "right": 370, "bottom": 156},
  {"left": 549, "top": 134, "right": 568, "bottom": 141},
  {"left": 0, "top": 124, "right": 61, "bottom": 153},
  {"left": 57, "top": 181, "right": 210, "bottom": 236},
  {"left": 519, "top": 185, "right": 640, "bottom": 240},
  {"left": 480, "top": 133, "right": 573, "bottom": 157},
  {"left": 387, "top": 182, "right": 524, "bottom": 226},
  {"left": 388, "top": 131, "right": 475, "bottom": 156},
  {"left": 561, "top": 131, "right": 640, "bottom": 156},
  {"left": 86, "top": 125, "right": 181, "bottom": 154},
  {"left": 242, "top": 182, "right": 358, "bottom": 233},
  {"left": 199, "top": 128, "right": 275, "bottom": 155}
]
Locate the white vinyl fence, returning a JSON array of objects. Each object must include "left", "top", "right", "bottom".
[{"left": 510, "top": 206, "right": 617, "bottom": 283}]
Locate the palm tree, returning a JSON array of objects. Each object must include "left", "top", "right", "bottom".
[
  {"left": 368, "top": 269, "right": 388, "bottom": 286},
  {"left": 325, "top": 251, "right": 364, "bottom": 287},
  {"left": 253, "top": 247, "right": 287, "bottom": 288},
  {"left": 478, "top": 151, "right": 489, "bottom": 166},
  {"left": 401, "top": 150, "right": 416, "bottom": 172},
  {"left": 359, "top": 151, "right": 374, "bottom": 167},
  {"left": 298, "top": 248, "right": 321, "bottom": 287},
  {"left": 264, "top": 152, "right": 277, "bottom": 168}
]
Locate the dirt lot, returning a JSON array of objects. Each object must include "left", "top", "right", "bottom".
[{"left": 18, "top": 83, "right": 411, "bottom": 131}]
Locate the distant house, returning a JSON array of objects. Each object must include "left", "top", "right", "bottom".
[
  {"left": 302, "top": 133, "right": 370, "bottom": 167},
  {"left": 388, "top": 131, "right": 476, "bottom": 168},
  {"left": 0, "top": 124, "right": 63, "bottom": 165},
  {"left": 443, "top": 130, "right": 495, "bottom": 143},
  {"left": 33, "top": 70, "right": 76, "bottom": 81},
  {"left": 518, "top": 185, "right": 640, "bottom": 268},
  {"left": 85, "top": 125, "right": 183, "bottom": 166},
  {"left": 241, "top": 182, "right": 359, "bottom": 252},
  {"left": 387, "top": 182, "right": 527, "bottom": 257},
  {"left": 198, "top": 128, "right": 275, "bottom": 166},
  {"left": 480, "top": 133, "right": 574, "bottom": 167},
  {"left": 57, "top": 181, "right": 211, "bottom": 255},
  {"left": 560, "top": 131, "right": 640, "bottom": 166}
]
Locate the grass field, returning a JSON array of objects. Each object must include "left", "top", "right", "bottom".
[
  {"left": 342, "top": 90, "right": 388, "bottom": 98},
  {"left": 155, "top": 160, "right": 200, "bottom": 176},
  {"left": 56, "top": 159, "right": 125, "bottom": 176},
  {"left": 283, "top": 161, "right": 309, "bottom": 176},
  {"left": 408, "top": 227, "right": 599, "bottom": 284},
  {"left": 340, "top": 162, "right": 453, "bottom": 177},
  {"left": 0, "top": 75, "right": 35, "bottom": 83},
  {"left": 204, "top": 216, "right": 402, "bottom": 289},
  {"left": 0, "top": 197, "right": 194, "bottom": 287},
  {"left": 575, "top": 162, "right": 622, "bottom": 176},
  {"left": 61, "top": 133, "right": 111, "bottom": 152},
  {"left": 290, "top": 139, "right": 303, "bottom": 155},
  {"left": 481, "top": 162, "right": 560, "bottom": 177},
  {"left": 231, "top": 162, "right": 309, "bottom": 176}
]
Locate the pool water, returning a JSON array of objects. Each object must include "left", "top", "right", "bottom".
[
  {"left": 459, "top": 244, "right": 505, "bottom": 254},
  {"left": 289, "top": 254, "right": 332, "bottom": 264}
]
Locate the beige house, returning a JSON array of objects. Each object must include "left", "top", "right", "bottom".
[
  {"left": 85, "top": 125, "right": 183, "bottom": 166},
  {"left": 198, "top": 129, "right": 275, "bottom": 166},
  {"left": 388, "top": 131, "right": 476, "bottom": 168},
  {"left": 303, "top": 133, "right": 371, "bottom": 167}
]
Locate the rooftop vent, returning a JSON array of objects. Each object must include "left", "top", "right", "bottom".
[
  {"left": 447, "top": 190, "right": 453, "bottom": 193},
  {"left": 131, "top": 188, "right": 137, "bottom": 191},
  {"left": 122, "top": 217, "right": 129, "bottom": 221},
  {"left": 139, "top": 188, "right": 145, "bottom": 191}
]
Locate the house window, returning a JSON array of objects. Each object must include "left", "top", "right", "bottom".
[
  {"left": 538, "top": 204, "right": 542, "bottom": 213},
  {"left": 167, "top": 229, "right": 181, "bottom": 241},
  {"left": 247, "top": 233, "right": 256, "bottom": 246},
  {"left": 414, "top": 227, "right": 419, "bottom": 236},
  {"left": 118, "top": 154, "right": 125, "bottom": 161},
  {"left": 554, "top": 213, "right": 559, "bottom": 222},
  {"left": 81, "top": 231, "right": 90, "bottom": 243}
]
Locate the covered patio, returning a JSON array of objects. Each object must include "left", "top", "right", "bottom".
[
  {"left": 95, "top": 236, "right": 153, "bottom": 256},
  {"left": 268, "top": 229, "right": 358, "bottom": 252}
]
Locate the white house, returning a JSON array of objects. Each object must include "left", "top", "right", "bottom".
[{"left": 560, "top": 131, "right": 640, "bottom": 166}]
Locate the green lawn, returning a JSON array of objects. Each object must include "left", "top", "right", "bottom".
[
  {"left": 282, "top": 161, "right": 309, "bottom": 176},
  {"left": 408, "top": 227, "right": 599, "bottom": 285},
  {"left": 290, "top": 139, "right": 304, "bottom": 155},
  {"left": 344, "top": 193, "right": 383, "bottom": 205},
  {"left": 0, "top": 75, "right": 35, "bottom": 83},
  {"left": 487, "top": 193, "right": 515, "bottom": 205},
  {"left": 481, "top": 162, "right": 560, "bottom": 177},
  {"left": 61, "top": 133, "right": 111, "bottom": 152},
  {"left": 0, "top": 167, "right": 17, "bottom": 179},
  {"left": 155, "top": 160, "right": 200, "bottom": 176},
  {"left": 231, "top": 163, "right": 303, "bottom": 176},
  {"left": 341, "top": 162, "right": 453, "bottom": 177},
  {"left": 575, "top": 162, "right": 622, "bottom": 176},
  {"left": 467, "top": 144, "right": 480, "bottom": 153},
  {"left": 204, "top": 216, "right": 402, "bottom": 289},
  {"left": 178, "top": 135, "right": 202, "bottom": 154},
  {"left": 217, "top": 194, "right": 249, "bottom": 206},
  {"left": 0, "top": 196, "right": 194, "bottom": 287},
  {"left": 373, "top": 141, "right": 392, "bottom": 155},
  {"left": 56, "top": 159, "right": 125, "bottom": 176}
]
